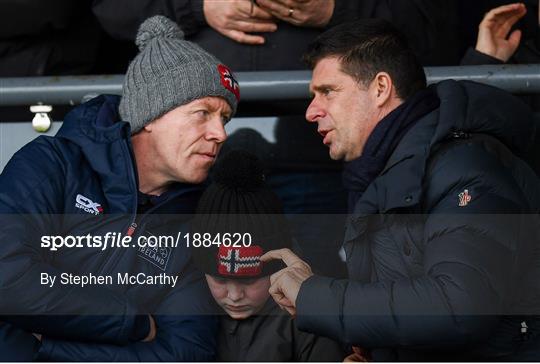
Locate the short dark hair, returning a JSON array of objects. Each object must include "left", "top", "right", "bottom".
[{"left": 304, "top": 19, "right": 426, "bottom": 100}]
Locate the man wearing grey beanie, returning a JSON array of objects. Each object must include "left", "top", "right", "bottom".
[
  {"left": 0, "top": 15, "right": 239, "bottom": 361},
  {"left": 123, "top": 14, "right": 239, "bottom": 192}
]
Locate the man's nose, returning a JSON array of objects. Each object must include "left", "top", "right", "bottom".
[
  {"left": 306, "top": 98, "right": 325, "bottom": 123},
  {"left": 206, "top": 116, "right": 227, "bottom": 144}
]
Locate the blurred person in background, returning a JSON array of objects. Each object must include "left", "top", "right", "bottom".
[
  {"left": 0, "top": 0, "right": 136, "bottom": 77},
  {"left": 461, "top": 1, "right": 540, "bottom": 174},
  {"left": 461, "top": 1, "right": 539, "bottom": 64},
  {"left": 0, "top": 0, "right": 99, "bottom": 77}
]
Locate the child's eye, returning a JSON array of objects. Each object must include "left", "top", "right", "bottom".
[{"left": 212, "top": 276, "right": 226, "bottom": 284}]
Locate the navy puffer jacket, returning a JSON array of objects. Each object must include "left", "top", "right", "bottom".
[
  {"left": 0, "top": 95, "right": 217, "bottom": 361},
  {"left": 296, "top": 80, "right": 540, "bottom": 361}
]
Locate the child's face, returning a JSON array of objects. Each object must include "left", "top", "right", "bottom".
[{"left": 205, "top": 274, "right": 271, "bottom": 319}]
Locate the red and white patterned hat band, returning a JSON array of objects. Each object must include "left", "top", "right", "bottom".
[
  {"left": 217, "top": 245, "right": 263, "bottom": 277},
  {"left": 217, "top": 64, "right": 240, "bottom": 101}
]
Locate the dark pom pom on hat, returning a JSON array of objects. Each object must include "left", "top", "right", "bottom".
[
  {"left": 213, "top": 150, "right": 265, "bottom": 190},
  {"left": 191, "top": 150, "right": 292, "bottom": 278}
]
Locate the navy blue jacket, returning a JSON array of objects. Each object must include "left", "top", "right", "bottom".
[
  {"left": 296, "top": 81, "right": 540, "bottom": 361},
  {"left": 0, "top": 95, "right": 217, "bottom": 361}
]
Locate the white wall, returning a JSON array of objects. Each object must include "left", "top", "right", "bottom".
[{"left": 0, "top": 117, "right": 278, "bottom": 172}]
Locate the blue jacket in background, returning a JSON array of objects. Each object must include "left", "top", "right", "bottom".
[{"left": 0, "top": 95, "right": 217, "bottom": 361}]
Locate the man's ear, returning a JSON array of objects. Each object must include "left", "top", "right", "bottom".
[{"left": 372, "top": 72, "right": 394, "bottom": 108}]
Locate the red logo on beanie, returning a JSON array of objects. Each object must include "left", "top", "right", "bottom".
[
  {"left": 217, "top": 245, "right": 263, "bottom": 276},
  {"left": 218, "top": 64, "right": 240, "bottom": 101}
]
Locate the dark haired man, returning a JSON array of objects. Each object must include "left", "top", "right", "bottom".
[{"left": 263, "top": 19, "right": 540, "bottom": 360}]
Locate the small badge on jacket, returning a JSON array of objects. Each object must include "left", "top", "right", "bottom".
[
  {"left": 75, "top": 194, "right": 104, "bottom": 215},
  {"left": 458, "top": 189, "right": 472, "bottom": 207}
]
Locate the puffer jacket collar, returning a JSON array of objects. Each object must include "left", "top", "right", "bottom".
[
  {"left": 57, "top": 95, "right": 137, "bottom": 213},
  {"left": 354, "top": 80, "right": 536, "bottom": 215},
  {"left": 57, "top": 94, "right": 131, "bottom": 144}
]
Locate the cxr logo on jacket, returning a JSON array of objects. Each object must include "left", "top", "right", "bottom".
[{"left": 75, "top": 194, "right": 104, "bottom": 215}]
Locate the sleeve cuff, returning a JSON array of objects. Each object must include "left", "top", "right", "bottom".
[
  {"left": 117, "top": 300, "right": 145, "bottom": 343},
  {"left": 36, "top": 338, "right": 54, "bottom": 361},
  {"left": 296, "top": 275, "right": 345, "bottom": 341},
  {"left": 460, "top": 47, "right": 505, "bottom": 66},
  {"left": 128, "top": 315, "right": 150, "bottom": 342}
]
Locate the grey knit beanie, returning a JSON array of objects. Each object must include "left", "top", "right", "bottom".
[{"left": 119, "top": 15, "right": 240, "bottom": 134}]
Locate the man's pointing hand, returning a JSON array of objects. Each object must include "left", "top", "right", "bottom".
[{"left": 260, "top": 248, "right": 314, "bottom": 316}]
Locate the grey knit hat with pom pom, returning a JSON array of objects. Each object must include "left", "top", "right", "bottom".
[{"left": 120, "top": 15, "right": 240, "bottom": 134}]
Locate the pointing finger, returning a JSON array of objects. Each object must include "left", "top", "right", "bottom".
[{"left": 260, "top": 248, "right": 302, "bottom": 266}]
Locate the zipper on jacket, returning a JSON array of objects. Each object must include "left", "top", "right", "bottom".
[
  {"left": 101, "top": 138, "right": 201, "bottom": 275},
  {"left": 99, "top": 138, "right": 139, "bottom": 275},
  {"left": 120, "top": 134, "right": 140, "bottom": 235}
]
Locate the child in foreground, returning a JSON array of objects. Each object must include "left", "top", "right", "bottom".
[{"left": 191, "top": 150, "right": 345, "bottom": 362}]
